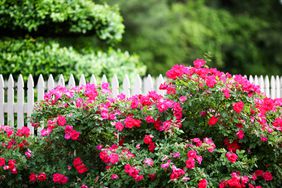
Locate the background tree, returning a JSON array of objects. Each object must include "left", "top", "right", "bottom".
[{"left": 99, "top": 0, "right": 282, "bottom": 76}]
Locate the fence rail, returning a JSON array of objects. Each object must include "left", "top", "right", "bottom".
[{"left": 0, "top": 74, "right": 281, "bottom": 133}]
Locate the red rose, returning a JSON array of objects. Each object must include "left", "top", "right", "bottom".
[
  {"left": 37, "top": 173, "right": 47, "bottom": 182},
  {"left": 185, "top": 158, "right": 195, "bottom": 169},
  {"left": 226, "top": 152, "right": 238, "bottom": 163},
  {"left": 193, "top": 59, "right": 206, "bottom": 68},
  {"left": 0, "top": 157, "right": 5, "bottom": 166},
  {"left": 263, "top": 171, "right": 273, "bottom": 181},
  {"left": 57, "top": 115, "right": 67, "bottom": 126},
  {"left": 187, "top": 150, "right": 197, "bottom": 158},
  {"left": 143, "top": 135, "right": 153, "bottom": 145},
  {"left": 148, "top": 142, "right": 156, "bottom": 152},
  {"left": 208, "top": 116, "right": 218, "bottom": 126},
  {"left": 29, "top": 173, "right": 37, "bottom": 183},
  {"left": 70, "top": 130, "right": 80, "bottom": 140},
  {"left": 115, "top": 122, "right": 124, "bottom": 132},
  {"left": 233, "top": 101, "right": 244, "bottom": 114},
  {"left": 198, "top": 179, "right": 208, "bottom": 188},
  {"left": 53, "top": 173, "right": 68, "bottom": 184},
  {"left": 124, "top": 117, "right": 141, "bottom": 128}
]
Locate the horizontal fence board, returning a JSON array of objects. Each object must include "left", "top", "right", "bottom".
[{"left": 0, "top": 74, "right": 281, "bottom": 134}]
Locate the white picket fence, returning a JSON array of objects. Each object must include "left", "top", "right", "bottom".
[{"left": 0, "top": 74, "right": 281, "bottom": 133}]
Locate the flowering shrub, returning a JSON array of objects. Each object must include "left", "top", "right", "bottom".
[{"left": 1, "top": 59, "right": 281, "bottom": 187}]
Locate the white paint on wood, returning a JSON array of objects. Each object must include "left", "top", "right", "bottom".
[
  {"left": 68, "top": 74, "right": 76, "bottom": 88},
  {"left": 7, "top": 75, "right": 14, "bottom": 127},
  {"left": 47, "top": 75, "right": 55, "bottom": 91},
  {"left": 90, "top": 75, "right": 97, "bottom": 85},
  {"left": 132, "top": 75, "right": 142, "bottom": 95},
  {"left": 37, "top": 75, "right": 45, "bottom": 101},
  {"left": 27, "top": 75, "right": 34, "bottom": 133},
  {"left": 111, "top": 75, "right": 119, "bottom": 98},
  {"left": 57, "top": 74, "right": 65, "bottom": 86},
  {"left": 17, "top": 75, "right": 24, "bottom": 129},
  {"left": 270, "top": 76, "right": 276, "bottom": 99},
  {"left": 265, "top": 76, "right": 270, "bottom": 97},
  {"left": 0, "top": 75, "right": 4, "bottom": 125},
  {"left": 101, "top": 74, "right": 108, "bottom": 83},
  {"left": 275, "top": 76, "right": 280, "bottom": 98},
  {"left": 156, "top": 74, "right": 165, "bottom": 95},
  {"left": 122, "top": 75, "right": 130, "bottom": 97},
  {"left": 79, "top": 75, "right": 86, "bottom": 86}
]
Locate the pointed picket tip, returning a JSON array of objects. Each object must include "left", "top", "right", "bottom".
[
  {"left": 8, "top": 74, "right": 14, "bottom": 86},
  {"left": 17, "top": 75, "right": 24, "bottom": 88},
  {"left": 37, "top": 74, "right": 45, "bottom": 89},
  {"left": 47, "top": 74, "right": 54, "bottom": 90},
  {"left": 0, "top": 75, "right": 4, "bottom": 88},
  {"left": 27, "top": 74, "right": 34, "bottom": 88},
  {"left": 79, "top": 75, "right": 86, "bottom": 86},
  {"left": 68, "top": 74, "right": 76, "bottom": 88},
  {"left": 111, "top": 75, "right": 119, "bottom": 87},
  {"left": 58, "top": 74, "right": 65, "bottom": 86},
  {"left": 101, "top": 74, "right": 108, "bottom": 83},
  {"left": 90, "top": 74, "right": 97, "bottom": 85}
]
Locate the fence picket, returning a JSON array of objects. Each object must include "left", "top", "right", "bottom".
[
  {"left": 101, "top": 75, "right": 108, "bottom": 83},
  {"left": 47, "top": 75, "right": 55, "bottom": 91},
  {"left": 122, "top": 75, "right": 130, "bottom": 97},
  {"left": 79, "top": 75, "right": 86, "bottom": 86},
  {"left": 156, "top": 74, "right": 165, "bottom": 95},
  {"left": 7, "top": 75, "right": 14, "bottom": 127},
  {"left": 111, "top": 75, "right": 119, "bottom": 97},
  {"left": 58, "top": 74, "right": 65, "bottom": 86},
  {"left": 276, "top": 76, "right": 280, "bottom": 98},
  {"left": 270, "top": 76, "right": 276, "bottom": 99},
  {"left": 90, "top": 75, "right": 97, "bottom": 85},
  {"left": 265, "top": 76, "right": 270, "bottom": 97},
  {"left": 0, "top": 75, "right": 4, "bottom": 125},
  {"left": 259, "top": 75, "right": 264, "bottom": 93},
  {"left": 17, "top": 75, "right": 24, "bottom": 129},
  {"left": 144, "top": 75, "right": 154, "bottom": 94},
  {"left": 68, "top": 74, "right": 76, "bottom": 88},
  {"left": 132, "top": 75, "right": 142, "bottom": 95},
  {"left": 27, "top": 75, "right": 34, "bottom": 133}
]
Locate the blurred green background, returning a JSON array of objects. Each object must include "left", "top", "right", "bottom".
[{"left": 0, "top": 0, "right": 281, "bottom": 80}]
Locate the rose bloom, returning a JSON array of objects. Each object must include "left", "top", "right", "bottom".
[
  {"left": 263, "top": 171, "right": 273, "bottom": 181},
  {"left": 111, "top": 174, "right": 119, "bottom": 180},
  {"left": 233, "top": 101, "right": 244, "bottom": 114},
  {"left": 37, "top": 173, "right": 47, "bottom": 182},
  {"left": 198, "top": 179, "right": 208, "bottom": 188},
  {"left": 208, "top": 116, "right": 218, "bottom": 126},
  {"left": 144, "top": 158, "right": 154, "bottom": 167},
  {"left": 193, "top": 59, "right": 206, "bottom": 68},
  {"left": 187, "top": 150, "right": 197, "bottom": 158},
  {"left": 29, "top": 173, "right": 37, "bottom": 183},
  {"left": 0, "top": 157, "right": 5, "bottom": 166},
  {"left": 143, "top": 135, "right": 153, "bottom": 144},
  {"left": 185, "top": 158, "right": 195, "bottom": 169},
  {"left": 57, "top": 115, "right": 67, "bottom": 126},
  {"left": 226, "top": 152, "right": 238, "bottom": 163}
]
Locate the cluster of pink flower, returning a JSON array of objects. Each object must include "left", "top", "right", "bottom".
[
  {"left": 219, "top": 171, "right": 273, "bottom": 188},
  {"left": 73, "top": 157, "right": 88, "bottom": 174},
  {"left": 29, "top": 172, "right": 47, "bottom": 183},
  {"left": 0, "top": 158, "right": 17, "bottom": 174},
  {"left": 186, "top": 150, "right": 202, "bottom": 169},
  {"left": 99, "top": 145, "right": 120, "bottom": 165},
  {"left": 124, "top": 164, "right": 144, "bottom": 182},
  {"left": 52, "top": 173, "right": 68, "bottom": 184},
  {"left": 143, "top": 134, "right": 156, "bottom": 152}
]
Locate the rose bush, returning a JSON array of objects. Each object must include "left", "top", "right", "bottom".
[{"left": 1, "top": 59, "right": 281, "bottom": 187}]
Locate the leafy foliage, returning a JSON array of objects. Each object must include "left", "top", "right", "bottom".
[
  {"left": 0, "top": 0, "right": 124, "bottom": 43},
  {"left": 0, "top": 39, "right": 145, "bottom": 81},
  {"left": 100, "top": 0, "right": 282, "bottom": 76}
]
